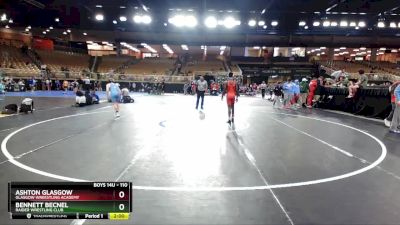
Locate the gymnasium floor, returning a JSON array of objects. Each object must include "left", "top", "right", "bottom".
[{"left": 0, "top": 91, "right": 400, "bottom": 225}]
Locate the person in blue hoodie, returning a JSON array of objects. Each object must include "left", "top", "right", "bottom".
[
  {"left": 282, "top": 78, "right": 294, "bottom": 108},
  {"left": 389, "top": 84, "right": 400, "bottom": 133},
  {"left": 291, "top": 80, "right": 301, "bottom": 108}
]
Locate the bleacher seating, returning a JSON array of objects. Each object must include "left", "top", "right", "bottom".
[
  {"left": 97, "top": 55, "right": 134, "bottom": 73},
  {"left": 36, "top": 50, "right": 89, "bottom": 74},
  {"left": 121, "top": 58, "right": 174, "bottom": 75},
  {"left": 186, "top": 57, "right": 225, "bottom": 74},
  {"left": 0, "top": 44, "right": 40, "bottom": 75}
]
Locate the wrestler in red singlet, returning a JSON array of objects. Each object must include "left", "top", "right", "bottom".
[{"left": 222, "top": 72, "right": 239, "bottom": 125}]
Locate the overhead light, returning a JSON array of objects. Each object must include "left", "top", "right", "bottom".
[
  {"left": 320, "top": 47, "right": 326, "bottom": 49},
  {"left": 248, "top": 19, "right": 256, "bottom": 27},
  {"left": 359, "top": 12, "right": 366, "bottom": 15},
  {"left": 120, "top": 42, "right": 140, "bottom": 53},
  {"left": 263, "top": 25, "right": 267, "bottom": 29},
  {"left": 181, "top": 44, "right": 189, "bottom": 50},
  {"left": 355, "top": 26, "right": 359, "bottom": 30},
  {"left": 390, "top": 22, "right": 397, "bottom": 28},
  {"left": 119, "top": 16, "right": 127, "bottom": 22},
  {"left": 353, "top": 49, "right": 359, "bottom": 51},
  {"left": 1, "top": 14, "right": 7, "bottom": 21},
  {"left": 321, "top": 52, "right": 325, "bottom": 55},
  {"left": 113, "top": 20, "right": 117, "bottom": 24},
  {"left": 141, "top": 43, "right": 157, "bottom": 53},
  {"left": 331, "top": 21, "right": 338, "bottom": 27},
  {"left": 334, "top": 48, "right": 340, "bottom": 51},
  {"left": 299, "top": 21, "right": 306, "bottom": 26},
  {"left": 271, "top": 21, "right": 278, "bottom": 26},
  {"left": 377, "top": 21, "right": 385, "bottom": 28},
  {"left": 340, "top": 21, "right": 348, "bottom": 27},
  {"left": 262, "top": 46, "right": 266, "bottom": 49},
  {"left": 261, "top": 9, "right": 266, "bottom": 14},
  {"left": 323, "top": 21, "right": 330, "bottom": 27},
  {"left": 42, "top": 31, "right": 46, "bottom": 34},
  {"left": 55, "top": 17, "right": 60, "bottom": 22},
  {"left": 8, "top": 19, "right": 13, "bottom": 24},
  {"left": 5, "top": 25, "right": 9, "bottom": 29},
  {"left": 360, "top": 47, "right": 366, "bottom": 50},
  {"left": 367, "top": 50, "right": 371, "bottom": 53},
  {"left": 358, "top": 21, "right": 366, "bottom": 27},
  {"left": 27, "top": 26, "right": 31, "bottom": 29},
  {"left": 67, "top": 29, "right": 71, "bottom": 33},
  {"left": 46, "top": 29, "right": 50, "bottom": 32},
  {"left": 253, "top": 46, "right": 260, "bottom": 49},
  {"left": 380, "top": 47, "right": 386, "bottom": 50},
  {"left": 95, "top": 14, "right": 104, "bottom": 21},
  {"left": 134, "top": 15, "right": 151, "bottom": 24},
  {"left": 96, "top": 5, "right": 102, "bottom": 8},
  {"left": 391, "top": 49, "right": 398, "bottom": 53},
  {"left": 186, "top": 15, "right": 198, "bottom": 27},
  {"left": 341, "top": 12, "right": 349, "bottom": 15},
  {"left": 350, "top": 54, "right": 356, "bottom": 57},
  {"left": 258, "top": 20, "right": 265, "bottom": 26},
  {"left": 120, "top": 6, "right": 126, "bottom": 9},
  {"left": 304, "top": 25, "right": 308, "bottom": 29},
  {"left": 25, "top": 28, "right": 29, "bottom": 32},
  {"left": 317, "top": 53, "right": 321, "bottom": 56},
  {"left": 142, "top": 15, "right": 152, "bottom": 24},
  {"left": 220, "top": 46, "right": 226, "bottom": 50},
  {"left": 349, "top": 22, "right": 356, "bottom": 27},
  {"left": 83, "top": 32, "right": 87, "bottom": 36},
  {"left": 49, "top": 26, "right": 53, "bottom": 29},
  {"left": 313, "top": 21, "right": 320, "bottom": 26},
  {"left": 340, "top": 47, "right": 346, "bottom": 50},
  {"left": 204, "top": 16, "right": 217, "bottom": 28},
  {"left": 334, "top": 53, "right": 339, "bottom": 56},
  {"left": 63, "top": 31, "right": 67, "bottom": 35},
  {"left": 134, "top": 15, "right": 142, "bottom": 23},
  {"left": 169, "top": 15, "right": 197, "bottom": 27},
  {"left": 223, "top": 17, "right": 240, "bottom": 29}
]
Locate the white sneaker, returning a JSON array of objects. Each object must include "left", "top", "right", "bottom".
[
  {"left": 384, "top": 119, "right": 391, "bottom": 127},
  {"left": 116, "top": 112, "right": 120, "bottom": 117}
]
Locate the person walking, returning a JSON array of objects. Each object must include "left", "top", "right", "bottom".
[
  {"left": 106, "top": 79, "right": 121, "bottom": 118},
  {"left": 195, "top": 76, "right": 208, "bottom": 110},
  {"left": 385, "top": 81, "right": 400, "bottom": 127},
  {"left": 299, "top": 78, "right": 309, "bottom": 107},
  {"left": 221, "top": 72, "right": 239, "bottom": 126},
  {"left": 260, "top": 81, "right": 267, "bottom": 99},
  {"left": 389, "top": 84, "right": 400, "bottom": 133}
]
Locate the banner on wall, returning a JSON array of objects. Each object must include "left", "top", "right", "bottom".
[{"left": 32, "top": 38, "right": 54, "bottom": 50}]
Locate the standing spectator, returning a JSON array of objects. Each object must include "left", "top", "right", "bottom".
[
  {"left": 62, "top": 80, "right": 69, "bottom": 94},
  {"left": 291, "top": 80, "right": 300, "bottom": 108},
  {"left": 83, "top": 76, "right": 91, "bottom": 91},
  {"left": 299, "top": 78, "right": 309, "bottom": 107},
  {"left": 356, "top": 69, "right": 368, "bottom": 88},
  {"left": 195, "top": 76, "right": 208, "bottom": 110},
  {"left": 282, "top": 78, "right": 294, "bottom": 108},
  {"left": 55, "top": 79, "right": 61, "bottom": 91},
  {"left": 307, "top": 76, "right": 318, "bottom": 108},
  {"left": 106, "top": 79, "right": 121, "bottom": 118},
  {"left": 131, "top": 82, "right": 136, "bottom": 92},
  {"left": 28, "top": 77, "right": 36, "bottom": 92},
  {"left": 389, "top": 84, "right": 400, "bottom": 133},
  {"left": 18, "top": 79, "right": 25, "bottom": 92},
  {"left": 45, "top": 78, "right": 51, "bottom": 91},
  {"left": 385, "top": 81, "right": 400, "bottom": 127},
  {"left": 273, "top": 82, "right": 283, "bottom": 107},
  {"left": 260, "top": 81, "right": 267, "bottom": 99}
]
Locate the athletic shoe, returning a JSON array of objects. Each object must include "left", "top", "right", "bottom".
[
  {"left": 227, "top": 120, "right": 231, "bottom": 126},
  {"left": 389, "top": 129, "right": 400, "bottom": 134},
  {"left": 306, "top": 105, "right": 312, "bottom": 108},
  {"left": 384, "top": 119, "right": 391, "bottom": 127},
  {"left": 116, "top": 112, "right": 120, "bottom": 118}
]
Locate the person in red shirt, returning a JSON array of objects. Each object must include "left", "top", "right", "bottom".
[
  {"left": 221, "top": 72, "right": 239, "bottom": 126},
  {"left": 307, "top": 76, "right": 318, "bottom": 108}
]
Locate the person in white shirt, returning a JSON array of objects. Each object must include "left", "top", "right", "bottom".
[{"left": 195, "top": 76, "right": 208, "bottom": 110}]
